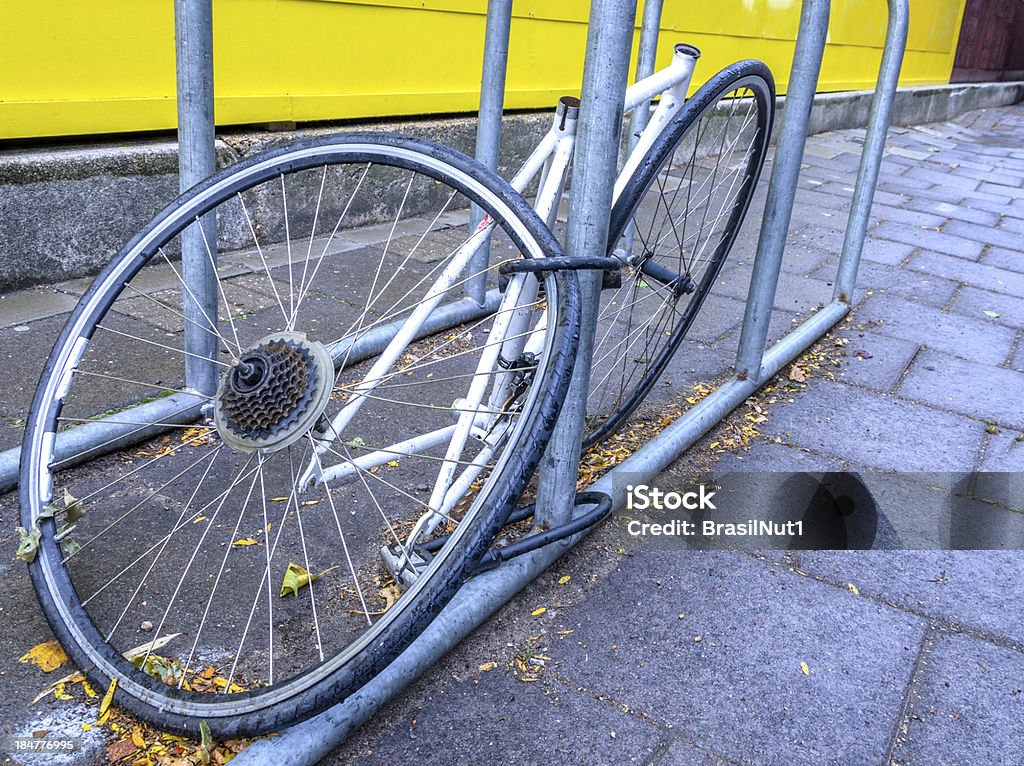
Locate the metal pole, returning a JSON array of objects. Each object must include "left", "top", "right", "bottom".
[
  {"left": 467, "top": 0, "right": 514, "bottom": 305},
  {"left": 628, "top": 0, "right": 665, "bottom": 147},
  {"left": 174, "top": 0, "right": 219, "bottom": 396},
  {"left": 734, "top": 0, "right": 830, "bottom": 382},
  {"left": 833, "top": 0, "right": 909, "bottom": 303},
  {"left": 534, "top": 0, "right": 639, "bottom": 529}
]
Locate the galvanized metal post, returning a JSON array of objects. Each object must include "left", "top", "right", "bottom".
[
  {"left": 834, "top": 0, "right": 910, "bottom": 303},
  {"left": 628, "top": 0, "right": 665, "bottom": 148},
  {"left": 734, "top": 0, "right": 830, "bottom": 383},
  {"left": 174, "top": 0, "right": 219, "bottom": 396},
  {"left": 534, "top": 0, "right": 639, "bottom": 528},
  {"left": 467, "top": 0, "right": 514, "bottom": 305}
]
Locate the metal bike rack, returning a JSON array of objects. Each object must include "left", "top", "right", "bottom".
[
  {"left": 234, "top": 0, "right": 910, "bottom": 762},
  {"left": 0, "top": 0, "right": 908, "bottom": 757}
]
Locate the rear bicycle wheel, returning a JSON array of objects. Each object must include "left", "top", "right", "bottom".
[
  {"left": 585, "top": 60, "right": 775, "bottom": 447},
  {"left": 19, "top": 133, "right": 578, "bottom": 737}
]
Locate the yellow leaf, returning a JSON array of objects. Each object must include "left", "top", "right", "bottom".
[
  {"left": 386, "top": 460, "right": 400, "bottom": 467},
  {"left": 82, "top": 680, "right": 97, "bottom": 698},
  {"left": 54, "top": 682, "right": 72, "bottom": 700},
  {"left": 192, "top": 516, "right": 207, "bottom": 524},
  {"left": 98, "top": 678, "right": 117, "bottom": 724},
  {"left": 557, "top": 575, "right": 571, "bottom": 585},
  {"left": 478, "top": 661, "right": 498, "bottom": 672},
  {"left": 271, "top": 496, "right": 289, "bottom": 502},
  {"left": 847, "top": 583, "right": 860, "bottom": 595},
  {"left": 232, "top": 538, "right": 258, "bottom": 546},
  {"left": 81, "top": 724, "right": 92, "bottom": 732},
  {"left": 531, "top": 607, "right": 547, "bottom": 617},
  {"left": 800, "top": 661, "right": 810, "bottom": 676},
  {"left": 280, "top": 562, "right": 316, "bottom": 598},
  {"left": 131, "top": 728, "right": 146, "bottom": 748},
  {"left": 19, "top": 640, "right": 69, "bottom": 673}
]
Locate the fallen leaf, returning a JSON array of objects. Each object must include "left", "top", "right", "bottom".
[
  {"left": 800, "top": 661, "right": 810, "bottom": 676},
  {"left": 279, "top": 562, "right": 335, "bottom": 598},
  {"left": 192, "top": 516, "right": 207, "bottom": 524},
  {"left": 106, "top": 738, "right": 135, "bottom": 762},
  {"left": 15, "top": 525, "right": 41, "bottom": 563},
  {"left": 131, "top": 727, "right": 146, "bottom": 748},
  {"left": 232, "top": 538, "right": 259, "bottom": 547},
  {"left": 478, "top": 661, "right": 498, "bottom": 672},
  {"left": 199, "top": 721, "right": 213, "bottom": 766},
  {"left": 848, "top": 583, "right": 860, "bottom": 595},
  {"left": 557, "top": 575, "right": 571, "bottom": 585},
  {"left": 788, "top": 365, "right": 807, "bottom": 383},
  {"left": 531, "top": 607, "right": 547, "bottom": 617},
  {"left": 983, "top": 310, "right": 1000, "bottom": 319},
  {"left": 19, "top": 640, "right": 69, "bottom": 673},
  {"left": 98, "top": 678, "right": 117, "bottom": 724}
]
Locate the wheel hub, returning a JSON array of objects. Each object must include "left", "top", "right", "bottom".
[{"left": 214, "top": 332, "right": 335, "bottom": 453}]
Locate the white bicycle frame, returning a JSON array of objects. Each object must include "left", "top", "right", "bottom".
[{"left": 301, "top": 43, "right": 701, "bottom": 555}]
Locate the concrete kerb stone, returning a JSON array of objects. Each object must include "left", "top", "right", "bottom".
[{"left": 2, "top": 81, "right": 1023, "bottom": 290}]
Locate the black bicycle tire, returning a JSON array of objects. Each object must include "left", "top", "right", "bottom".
[
  {"left": 20, "top": 132, "right": 581, "bottom": 737},
  {"left": 584, "top": 60, "right": 775, "bottom": 448}
]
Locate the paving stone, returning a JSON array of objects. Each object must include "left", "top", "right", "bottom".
[
  {"left": 779, "top": 242, "right": 837, "bottom": 275},
  {"left": 848, "top": 236, "right": 918, "bottom": 267},
  {"left": 997, "top": 215, "right": 1024, "bottom": 235},
  {"left": 796, "top": 551, "right": 1024, "bottom": 644},
  {"left": 889, "top": 633, "right": 1024, "bottom": 766},
  {"left": 658, "top": 739, "right": 734, "bottom": 766},
  {"left": 898, "top": 349, "right": 1024, "bottom": 429},
  {"left": 835, "top": 329, "right": 918, "bottom": 393},
  {"left": 711, "top": 441, "right": 844, "bottom": 472},
  {"left": 978, "top": 180, "right": 1024, "bottom": 199},
  {"left": 908, "top": 250, "right": 1024, "bottom": 299},
  {"left": 0, "top": 286, "right": 78, "bottom": 328},
  {"left": 714, "top": 269, "right": 833, "bottom": 313},
  {"left": 944, "top": 219, "right": 1024, "bottom": 253},
  {"left": 813, "top": 260, "right": 959, "bottom": 308},
  {"left": 902, "top": 198, "right": 1000, "bottom": 227},
  {"left": 980, "top": 428, "right": 1024, "bottom": 471},
  {"left": 868, "top": 204, "right": 947, "bottom": 229},
  {"left": 982, "top": 246, "right": 1024, "bottom": 274},
  {"left": 762, "top": 379, "right": 981, "bottom": 471},
  {"left": 951, "top": 286, "right": 1024, "bottom": 329},
  {"left": 903, "top": 165, "right": 979, "bottom": 191},
  {"left": 872, "top": 221, "right": 984, "bottom": 261},
  {"left": 853, "top": 293, "right": 1015, "bottom": 366},
  {"left": 551, "top": 551, "right": 926, "bottom": 766},
  {"left": 326, "top": 670, "right": 664, "bottom": 766}
]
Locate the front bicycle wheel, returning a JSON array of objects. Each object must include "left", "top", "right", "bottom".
[
  {"left": 585, "top": 60, "right": 775, "bottom": 447},
  {"left": 20, "top": 133, "right": 578, "bottom": 737}
]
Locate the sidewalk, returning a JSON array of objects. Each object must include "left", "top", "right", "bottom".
[{"left": 1, "top": 102, "right": 1022, "bottom": 765}]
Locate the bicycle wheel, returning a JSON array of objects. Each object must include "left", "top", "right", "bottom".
[
  {"left": 20, "top": 133, "right": 579, "bottom": 737},
  {"left": 585, "top": 60, "right": 775, "bottom": 447}
]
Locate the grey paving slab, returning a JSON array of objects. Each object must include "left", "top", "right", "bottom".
[
  {"left": 550, "top": 551, "right": 926, "bottom": 766},
  {"left": 951, "top": 286, "right": 1024, "bottom": 329},
  {"left": 944, "top": 219, "right": 1024, "bottom": 253},
  {"left": 889, "top": 632, "right": 1024, "bottom": 766},
  {"left": 796, "top": 552, "right": 1024, "bottom": 645},
  {"left": 980, "top": 429, "right": 1024, "bottom": 471},
  {"left": 903, "top": 165, "right": 979, "bottom": 191},
  {"left": 813, "top": 260, "right": 959, "bottom": 308},
  {"left": 978, "top": 180, "right": 1024, "bottom": 199},
  {"left": 898, "top": 349, "right": 1024, "bottom": 429},
  {"left": 908, "top": 250, "right": 1024, "bottom": 299},
  {"left": 983, "top": 246, "right": 1024, "bottom": 274},
  {"left": 835, "top": 329, "right": 919, "bottom": 393},
  {"left": 762, "top": 379, "right": 981, "bottom": 471},
  {"left": 325, "top": 669, "right": 665, "bottom": 766},
  {"left": 852, "top": 293, "right": 1015, "bottom": 366},
  {"left": 872, "top": 221, "right": 985, "bottom": 261},
  {"left": 711, "top": 441, "right": 845, "bottom": 472},
  {"left": 868, "top": 204, "right": 947, "bottom": 229},
  {"left": 0, "top": 286, "right": 77, "bottom": 328},
  {"left": 658, "top": 739, "right": 737, "bottom": 766},
  {"left": 854, "top": 236, "right": 918, "bottom": 267},
  {"left": 1012, "top": 338, "right": 1024, "bottom": 372},
  {"left": 714, "top": 269, "right": 833, "bottom": 313},
  {"left": 998, "top": 215, "right": 1024, "bottom": 235},
  {"left": 902, "top": 198, "right": 1000, "bottom": 227}
]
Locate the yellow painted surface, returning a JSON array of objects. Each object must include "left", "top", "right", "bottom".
[{"left": 1, "top": 0, "right": 967, "bottom": 140}]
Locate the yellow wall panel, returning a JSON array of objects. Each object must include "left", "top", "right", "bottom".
[{"left": 0, "top": 0, "right": 967, "bottom": 140}]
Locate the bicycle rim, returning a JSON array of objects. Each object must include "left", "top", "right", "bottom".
[
  {"left": 585, "top": 61, "right": 775, "bottom": 447},
  {"left": 19, "top": 133, "right": 578, "bottom": 737}
]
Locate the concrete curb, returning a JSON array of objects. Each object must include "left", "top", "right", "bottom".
[{"left": 1, "top": 80, "right": 1022, "bottom": 290}]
